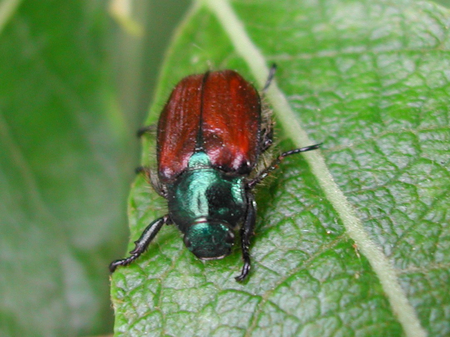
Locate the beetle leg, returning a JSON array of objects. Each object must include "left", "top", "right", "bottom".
[
  {"left": 247, "top": 143, "right": 322, "bottom": 190},
  {"left": 262, "top": 63, "right": 277, "bottom": 93},
  {"left": 235, "top": 194, "right": 257, "bottom": 282},
  {"left": 135, "top": 166, "right": 167, "bottom": 197},
  {"left": 135, "top": 165, "right": 149, "bottom": 176},
  {"left": 260, "top": 124, "right": 274, "bottom": 153},
  {"left": 259, "top": 64, "right": 277, "bottom": 153},
  {"left": 137, "top": 125, "right": 156, "bottom": 138},
  {"left": 109, "top": 215, "right": 171, "bottom": 272}
]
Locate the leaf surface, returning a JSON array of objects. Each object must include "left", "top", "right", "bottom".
[{"left": 111, "top": 0, "right": 450, "bottom": 336}]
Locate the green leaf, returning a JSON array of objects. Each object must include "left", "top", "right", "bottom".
[
  {"left": 0, "top": 1, "right": 134, "bottom": 335},
  {"left": 111, "top": 0, "right": 450, "bottom": 336}
]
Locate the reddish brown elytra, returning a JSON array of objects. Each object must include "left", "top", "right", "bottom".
[{"left": 157, "top": 70, "right": 261, "bottom": 182}]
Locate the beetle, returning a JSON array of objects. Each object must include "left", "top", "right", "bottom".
[{"left": 110, "top": 66, "right": 320, "bottom": 281}]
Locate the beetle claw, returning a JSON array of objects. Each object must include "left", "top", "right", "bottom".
[{"left": 235, "top": 262, "right": 251, "bottom": 282}]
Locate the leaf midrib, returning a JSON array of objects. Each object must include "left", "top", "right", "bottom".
[
  {"left": 0, "top": 0, "right": 22, "bottom": 35},
  {"left": 201, "top": 0, "right": 427, "bottom": 336}
]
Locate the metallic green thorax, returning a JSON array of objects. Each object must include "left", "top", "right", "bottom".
[{"left": 167, "top": 152, "right": 246, "bottom": 259}]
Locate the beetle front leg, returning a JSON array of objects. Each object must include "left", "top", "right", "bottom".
[
  {"left": 109, "top": 215, "right": 170, "bottom": 272},
  {"left": 235, "top": 194, "right": 257, "bottom": 282}
]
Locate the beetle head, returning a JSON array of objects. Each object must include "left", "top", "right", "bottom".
[{"left": 184, "top": 218, "right": 235, "bottom": 260}]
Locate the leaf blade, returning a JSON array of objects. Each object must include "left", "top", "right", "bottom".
[{"left": 111, "top": 1, "right": 450, "bottom": 336}]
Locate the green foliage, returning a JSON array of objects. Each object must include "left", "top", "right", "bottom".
[
  {"left": 0, "top": 1, "right": 133, "bottom": 336},
  {"left": 1, "top": 0, "right": 449, "bottom": 336},
  {"left": 111, "top": 0, "right": 450, "bottom": 336}
]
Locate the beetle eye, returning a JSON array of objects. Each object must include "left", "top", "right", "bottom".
[
  {"left": 184, "top": 236, "right": 191, "bottom": 248},
  {"left": 226, "top": 231, "right": 235, "bottom": 244}
]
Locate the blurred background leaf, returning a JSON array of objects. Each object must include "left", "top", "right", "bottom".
[{"left": 0, "top": 0, "right": 188, "bottom": 336}]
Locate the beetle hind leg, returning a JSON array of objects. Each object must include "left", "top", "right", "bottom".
[
  {"left": 262, "top": 64, "right": 277, "bottom": 93},
  {"left": 135, "top": 166, "right": 167, "bottom": 197},
  {"left": 247, "top": 143, "right": 321, "bottom": 190},
  {"left": 137, "top": 125, "right": 156, "bottom": 138}
]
